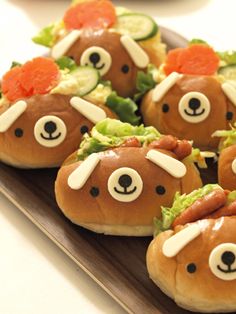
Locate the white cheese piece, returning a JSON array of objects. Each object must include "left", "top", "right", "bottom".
[
  {"left": 70, "top": 96, "right": 107, "bottom": 124},
  {"left": 120, "top": 35, "right": 149, "bottom": 68},
  {"left": 231, "top": 158, "right": 236, "bottom": 174},
  {"left": 51, "top": 30, "right": 81, "bottom": 60},
  {"left": 222, "top": 82, "right": 236, "bottom": 107},
  {"left": 152, "top": 72, "right": 181, "bottom": 102},
  {"left": 0, "top": 100, "right": 27, "bottom": 132},
  {"left": 68, "top": 153, "right": 101, "bottom": 190},
  {"left": 162, "top": 224, "right": 201, "bottom": 258},
  {"left": 146, "top": 149, "right": 186, "bottom": 178}
]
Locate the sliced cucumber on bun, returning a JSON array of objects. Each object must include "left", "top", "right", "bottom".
[{"left": 114, "top": 13, "right": 158, "bottom": 41}]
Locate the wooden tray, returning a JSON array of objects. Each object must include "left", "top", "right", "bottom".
[{"left": 0, "top": 27, "right": 223, "bottom": 314}]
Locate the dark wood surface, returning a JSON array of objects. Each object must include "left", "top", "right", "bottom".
[{"left": 0, "top": 28, "right": 224, "bottom": 314}]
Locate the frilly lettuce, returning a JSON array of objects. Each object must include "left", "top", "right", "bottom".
[
  {"left": 183, "top": 148, "right": 216, "bottom": 168},
  {"left": 106, "top": 92, "right": 140, "bottom": 125},
  {"left": 154, "top": 184, "right": 222, "bottom": 236},
  {"left": 212, "top": 123, "right": 236, "bottom": 151},
  {"left": 56, "top": 56, "right": 77, "bottom": 71},
  {"left": 217, "top": 50, "right": 236, "bottom": 66},
  {"left": 32, "top": 21, "right": 65, "bottom": 48},
  {"left": 227, "top": 190, "right": 236, "bottom": 204},
  {"left": 134, "top": 65, "right": 158, "bottom": 101},
  {"left": 189, "top": 38, "right": 208, "bottom": 46},
  {"left": 77, "top": 118, "right": 161, "bottom": 160}
]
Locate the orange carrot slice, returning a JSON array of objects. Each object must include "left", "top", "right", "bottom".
[
  {"left": 164, "top": 44, "right": 220, "bottom": 76},
  {"left": 20, "top": 57, "right": 60, "bottom": 95},
  {"left": 2, "top": 58, "right": 60, "bottom": 102},
  {"left": 63, "top": 0, "right": 116, "bottom": 30},
  {"left": 163, "top": 48, "right": 184, "bottom": 75},
  {"left": 2, "top": 66, "right": 29, "bottom": 102},
  {"left": 179, "top": 44, "right": 220, "bottom": 75}
]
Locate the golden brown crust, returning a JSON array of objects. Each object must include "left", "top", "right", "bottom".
[
  {"left": 218, "top": 144, "right": 236, "bottom": 190},
  {"left": 146, "top": 230, "right": 176, "bottom": 298},
  {"left": 0, "top": 94, "right": 114, "bottom": 168},
  {"left": 55, "top": 147, "right": 202, "bottom": 235},
  {"left": 147, "top": 217, "right": 236, "bottom": 312},
  {"left": 141, "top": 75, "right": 236, "bottom": 149}
]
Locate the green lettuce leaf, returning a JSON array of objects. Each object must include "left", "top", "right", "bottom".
[
  {"left": 106, "top": 92, "right": 140, "bottom": 125},
  {"left": 154, "top": 184, "right": 222, "bottom": 236},
  {"left": 212, "top": 123, "right": 236, "bottom": 151},
  {"left": 11, "top": 61, "right": 22, "bottom": 68},
  {"left": 227, "top": 190, "right": 236, "bottom": 204},
  {"left": 189, "top": 38, "right": 209, "bottom": 45},
  {"left": 77, "top": 118, "right": 161, "bottom": 160},
  {"left": 32, "top": 21, "right": 64, "bottom": 48},
  {"left": 134, "top": 66, "right": 156, "bottom": 101},
  {"left": 217, "top": 50, "right": 236, "bottom": 66},
  {"left": 55, "top": 56, "right": 77, "bottom": 71}
]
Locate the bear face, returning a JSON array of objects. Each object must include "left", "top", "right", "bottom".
[
  {"left": 51, "top": 29, "right": 150, "bottom": 98},
  {"left": 146, "top": 217, "right": 236, "bottom": 313},
  {"left": 141, "top": 73, "right": 236, "bottom": 149},
  {"left": 0, "top": 94, "right": 111, "bottom": 168},
  {"left": 55, "top": 146, "right": 202, "bottom": 236}
]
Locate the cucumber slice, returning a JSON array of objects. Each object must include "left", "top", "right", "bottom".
[
  {"left": 218, "top": 65, "right": 236, "bottom": 81},
  {"left": 114, "top": 13, "right": 158, "bottom": 41},
  {"left": 71, "top": 66, "right": 100, "bottom": 96}
]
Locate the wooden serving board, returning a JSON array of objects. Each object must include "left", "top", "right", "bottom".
[{"left": 0, "top": 27, "right": 225, "bottom": 314}]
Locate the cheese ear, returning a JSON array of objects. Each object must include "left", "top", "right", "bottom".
[
  {"left": 70, "top": 97, "right": 107, "bottom": 124},
  {"left": 146, "top": 149, "right": 186, "bottom": 178},
  {"left": 0, "top": 100, "right": 27, "bottom": 132},
  {"left": 120, "top": 35, "right": 149, "bottom": 68},
  {"left": 51, "top": 30, "right": 81, "bottom": 59},
  {"left": 152, "top": 72, "right": 182, "bottom": 102},
  {"left": 162, "top": 224, "right": 201, "bottom": 258},
  {"left": 68, "top": 153, "right": 101, "bottom": 190},
  {"left": 221, "top": 82, "right": 236, "bottom": 107}
]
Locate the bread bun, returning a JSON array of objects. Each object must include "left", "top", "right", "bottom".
[
  {"left": 55, "top": 146, "right": 202, "bottom": 236},
  {"left": 141, "top": 74, "right": 236, "bottom": 150},
  {"left": 218, "top": 144, "right": 236, "bottom": 190},
  {"left": 147, "top": 217, "right": 236, "bottom": 312},
  {"left": 64, "top": 29, "right": 139, "bottom": 98},
  {"left": 0, "top": 94, "right": 115, "bottom": 168}
]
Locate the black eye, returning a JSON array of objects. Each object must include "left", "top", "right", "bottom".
[
  {"left": 68, "top": 56, "right": 75, "bottom": 60},
  {"left": 80, "top": 125, "right": 89, "bottom": 135},
  {"left": 186, "top": 263, "right": 197, "bottom": 273},
  {"left": 90, "top": 187, "right": 99, "bottom": 197},
  {"left": 155, "top": 185, "right": 166, "bottom": 195},
  {"left": 226, "top": 111, "right": 233, "bottom": 121},
  {"left": 121, "top": 64, "right": 130, "bottom": 74},
  {"left": 162, "top": 104, "right": 169, "bottom": 113},
  {"left": 14, "top": 128, "right": 24, "bottom": 138}
]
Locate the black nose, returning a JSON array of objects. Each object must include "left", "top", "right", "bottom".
[
  {"left": 44, "top": 121, "right": 57, "bottom": 134},
  {"left": 188, "top": 98, "right": 201, "bottom": 111},
  {"left": 118, "top": 174, "right": 132, "bottom": 188},
  {"left": 89, "top": 53, "right": 100, "bottom": 65},
  {"left": 221, "top": 251, "right": 235, "bottom": 266}
]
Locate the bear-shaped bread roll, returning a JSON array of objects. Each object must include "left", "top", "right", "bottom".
[
  {"left": 141, "top": 44, "right": 236, "bottom": 150},
  {"left": 147, "top": 217, "right": 236, "bottom": 313},
  {"left": 33, "top": 0, "right": 166, "bottom": 98},
  {"left": 147, "top": 185, "right": 236, "bottom": 312},
  {"left": 141, "top": 73, "right": 236, "bottom": 150},
  {"left": 0, "top": 57, "right": 115, "bottom": 168},
  {"left": 55, "top": 119, "right": 202, "bottom": 236}
]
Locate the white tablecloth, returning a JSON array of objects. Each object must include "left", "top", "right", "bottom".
[{"left": 0, "top": 1, "right": 236, "bottom": 313}]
